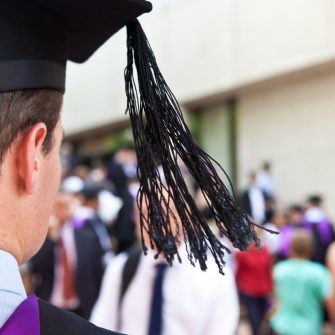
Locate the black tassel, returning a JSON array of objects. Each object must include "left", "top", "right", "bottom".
[{"left": 124, "top": 20, "right": 260, "bottom": 274}]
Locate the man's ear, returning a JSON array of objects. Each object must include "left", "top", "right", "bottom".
[{"left": 17, "top": 123, "right": 47, "bottom": 194}]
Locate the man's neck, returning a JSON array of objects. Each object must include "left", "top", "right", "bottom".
[{"left": 291, "top": 256, "right": 308, "bottom": 261}]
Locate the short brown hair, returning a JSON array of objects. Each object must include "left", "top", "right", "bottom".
[
  {"left": 0, "top": 89, "right": 63, "bottom": 164},
  {"left": 290, "top": 229, "right": 314, "bottom": 259}
]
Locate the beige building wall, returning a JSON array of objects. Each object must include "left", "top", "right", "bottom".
[
  {"left": 61, "top": 0, "right": 335, "bottom": 215},
  {"left": 63, "top": 0, "right": 335, "bottom": 134},
  {"left": 197, "top": 105, "right": 234, "bottom": 181},
  {"left": 237, "top": 68, "right": 335, "bottom": 214}
]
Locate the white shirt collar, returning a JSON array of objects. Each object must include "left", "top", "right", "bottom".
[{"left": 0, "top": 250, "right": 27, "bottom": 327}]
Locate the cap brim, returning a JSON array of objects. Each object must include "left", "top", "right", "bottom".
[{"left": 35, "top": 0, "right": 153, "bottom": 63}]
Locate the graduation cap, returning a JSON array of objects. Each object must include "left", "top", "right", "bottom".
[
  {"left": 1, "top": 0, "right": 258, "bottom": 273},
  {"left": 0, "top": 0, "right": 152, "bottom": 92}
]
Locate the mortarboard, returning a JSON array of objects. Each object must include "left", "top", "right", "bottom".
[
  {"left": 0, "top": 0, "right": 152, "bottom": 92},
  {"left": 1, "top": 0, "right": 260, "bottom": 273}
]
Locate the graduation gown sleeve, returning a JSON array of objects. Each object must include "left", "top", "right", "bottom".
[
  {"left": 39, "top": 299, "right": 123, "bottom": 335},
  {"left": 0, "top": 295, "right": 123, "bottom": 335}
]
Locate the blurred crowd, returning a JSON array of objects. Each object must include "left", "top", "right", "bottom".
[
  {"left": 236, "top": 163, "right": 335, "bottom": 335},
  {"left": 19, "top": 149, "right": 335, "bottom": 335}
]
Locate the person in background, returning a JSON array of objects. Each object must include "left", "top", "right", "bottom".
[
  {"left": 261, "top": 211, "right": 282, "bottom": 257},
  {"left": 257, "top": 162, "right": 277, "bottom": 222},
  {"left": 303, "top": 195, "right": 334, "bottom": 264},
  {"left": 304, "top": 195, "right": 329, "bottom": 224},
  {"left": 107, "top": 147, "right": 138, "bottom": 253},
  {"left": 240, "top": 172, "right": 267, "bottom": 224},
  {"left": 73, "top": 164, "right": 91, "bottom": 181},
  {"left": 235, "top": 226, "right": 273, "bottom": 335},
  {"left": 79, "top": 184, "right": 113, "bottom": 265},
  {"left": 195, "top": 187, "right": 237, "bottom": 270},
  {"left": 271, "top": 230, "right": 333, "bottom": 335},
  {"left": 91, "top": 193, "right": 239, "bottom": 335},
  {"left": 257, "top": 162, "right": 277, "bottom": 200},
  {"left": 107, "top": 146, "right": 137, "bottom": 196},
  {"left": 87, "top": 161, "right": 108, "bottom": 184},
  {"left": 325, "top": 242, "right": 335, "bottom": 326},
  {"left": 60, "top": 142, "right": 77, "bottom": 173},
  {"left": 287, "top": 204, "right": 304, "bottom": 227},
  {"left": 61, "top": 175, "right": 85, "bottom": 196},
  {"left": 30, "top": 193, "right": 105, "bottom": 320},
  {"left": 277, "top": 205, "right": 304, "bottom": 261}
]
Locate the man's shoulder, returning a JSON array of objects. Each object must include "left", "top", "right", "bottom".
[
  {"left": 273, "top": 259, "right": 293, "bottom": 275},
  {"left": 38, "top": 299, "right": 123, "bottom": 335},
  {"left": 306, "top": 260, "right": 330, "bottom": 276},
  {"left": 275, "top": 259, "right": 328, "bottom": 276}
]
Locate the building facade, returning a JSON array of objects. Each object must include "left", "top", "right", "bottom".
[{"left": 63, "top": 0, "right": 335, "bottom": 214}]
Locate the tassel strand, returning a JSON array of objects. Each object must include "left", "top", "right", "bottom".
[{"left": 125, "top": 21, "right": 260, "bottom": 274}]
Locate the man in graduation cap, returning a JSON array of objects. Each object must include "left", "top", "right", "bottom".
[{"left": 0, "top": 0, "right": 259, "bottom": 334}]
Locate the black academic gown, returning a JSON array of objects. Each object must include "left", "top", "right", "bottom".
[
  {"left": 107, "top": 161, "right": 136, "bottom": 253},
  {"left": 38, "top": 299, "right": 122, "bottom": 335},
  {"left": 30, "top": 226, "right": 105, "bottom": 319},
  {"left": 0, "top": 295, "right": 122, "bottom": 335},
  {"left": 239, "top": 188, "right": 267, "bottom": 223}
]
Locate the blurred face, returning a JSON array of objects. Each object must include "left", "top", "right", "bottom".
[
  {"left": 249, "top": 173, "right": 257, "bottom": 185},
  {"left": 53, "top": 193, "right": 75, "bottom": 224},
  {"left": 288, "top": 210, "right": 302, "bottom": 225},
  {"left": 272, "top": 213, "right": 286, "bottom": 229}
]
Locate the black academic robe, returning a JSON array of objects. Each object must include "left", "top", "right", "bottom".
[
  {"left": 30, "top": 226, "right": 105, "bottom": 319},
  {"left": 107, "top": 161, "right": 136, "bottom": 253},
  {"left": 239, "top": 188, "right": 267, "bottom": 223},
  {"left": 38, "top": 299, "right": 122, "bottom": 335}
]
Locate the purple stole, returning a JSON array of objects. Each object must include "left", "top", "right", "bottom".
[
  {"left": 302, "top": 218, "right": 333, "bottom": 245},
  {"left": 279, "top": 219, "right": 333, "bottom": 259},
  {"left": 278, "top": 225, "right": 296, "bottom": 258},
  {"left": 0, "top": 295, "right": 40, "bottom": 335}
]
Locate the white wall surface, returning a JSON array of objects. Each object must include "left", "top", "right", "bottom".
[
  {"left": 237, "top": 69, "right": 335, "bottom": 216},
  {"left": 199, "top": 105, "right": 233, "bottom": 180},
  {"left": 63, "top": 0, "right": 335, "bottom": 134}
]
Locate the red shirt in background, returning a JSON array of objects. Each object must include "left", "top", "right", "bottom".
[{"left": 235, "top": 246, "right": 273, "bottom": 296}]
